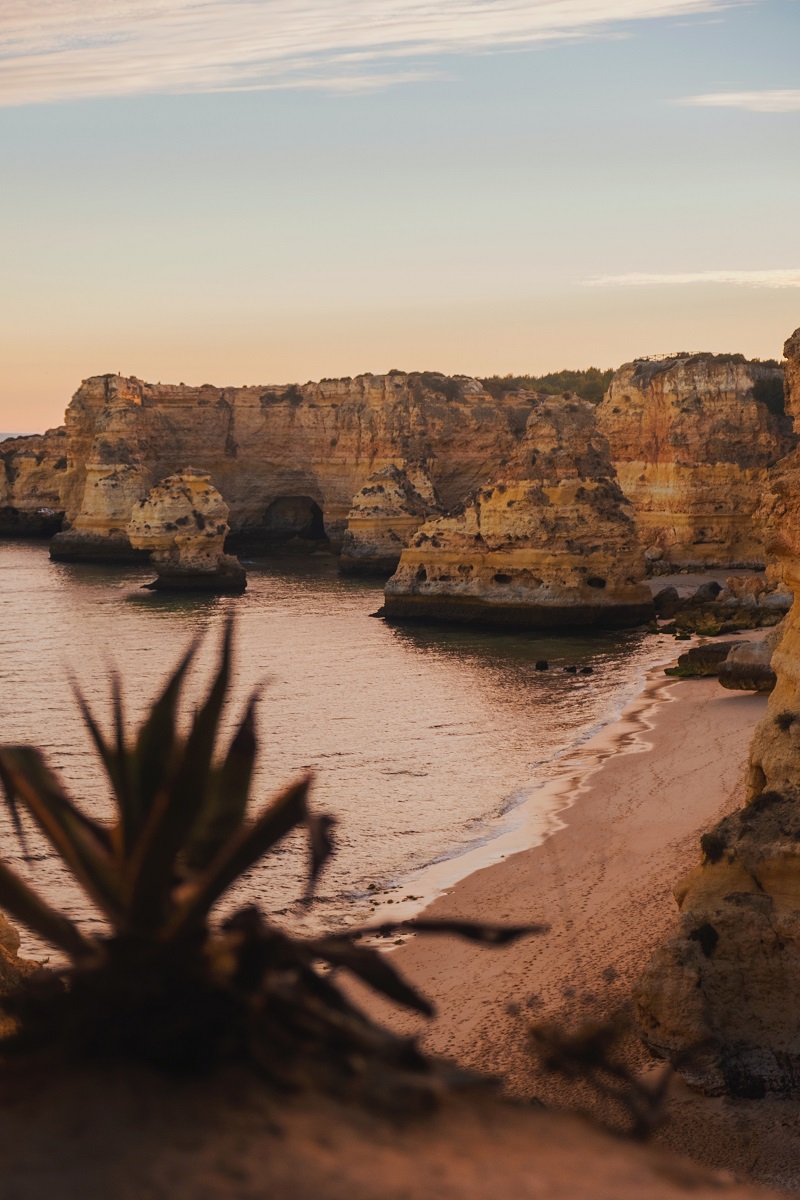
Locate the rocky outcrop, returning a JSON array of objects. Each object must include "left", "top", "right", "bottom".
[
  {"left": 0, "top": 913, "right": 29, "bottom": 1039},
  {"left": 635, "top": 327, "right": 800, "bottom": 1097},
  {"left": 718, "top": 625, "right": 783, "bottom": 692},
  {"left": 382, "top": 397, "right": 654, "bottom": 630},
  {"left": 7, "top": 350, "right": 794, "bottom": 570},
  {"left": 37, "top": 372, "right": 536, "bottom": 561},
  {"left": 598, "top": 353, "right": 792, "bottom": 570},
  {"left": 784, "top": 329, "right": 800, "bottom": 427},
  {"left": 340, "top": 462, "right": 441, "bottom": 576},
  {"left": 663, "top": 642, "right": 737, "bottom": 679},
  {"left": 128, "top": 471, "right": 246, "bottom": 593},
  {"left": 0, "top": 429, "right": 68, "bottom": 536},
  {"left": 661, "top": 575, "right": 792, "bottom": 636}
]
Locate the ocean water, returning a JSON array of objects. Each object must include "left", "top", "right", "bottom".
[{"left": 0, "top": 542, "right": 675, "bottom": 946}]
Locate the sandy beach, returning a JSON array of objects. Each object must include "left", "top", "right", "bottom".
[{"left": 359, "top": 660, "right": 800, "bottom": 1192}]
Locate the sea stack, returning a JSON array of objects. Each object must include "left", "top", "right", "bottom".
[
  {"left": 598, "top": 352, "right": 792, "bottom": 570},
  {"left": 128, "top": 470, "right": 247, "bottom": 593},
  {"left": 635, "top": 328, "right": 800, "bottom": 1097},
  {"left": 339, "top": 462, "right": 442, "bottom": 576},
  {"left": 382, "top": 396, "right": 654, "bottom": 630}
]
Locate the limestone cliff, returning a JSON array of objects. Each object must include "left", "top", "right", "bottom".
[
  {"left": 6, "top": 351, "right": 793, "bottom": 569},
  {"left": 382, "top": 397, "right": 654, "bottom": 629},
  {"left": 340, "top": 462, "right": 442, "bottom": 575},
  {"left": 598, "top": 353, "right": 791, "bottom": 569},
  {"left": 128, "top": 470, "right": 246, "bottom": 593},
  {"left": 0, "top": 429, "right": 68, "bottom": 535},
  {"left": 43, "top": 372, "right": 535, "bottom": 560},
  {"left": 784, "top": 329, "right": 800, "bottom": 427},
  {"left": 636, "top": 327, "right": 800, "bottom": 1096}
]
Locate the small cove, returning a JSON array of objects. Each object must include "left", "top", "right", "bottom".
[{"left": 0, "top": 541, "right": 680, "bottom": 946}]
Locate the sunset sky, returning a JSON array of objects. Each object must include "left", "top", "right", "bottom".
[{"left": 1, "top": 0, "right": 798, "bottom": 433}]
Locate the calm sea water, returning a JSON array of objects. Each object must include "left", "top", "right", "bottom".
[{"left": 0, "top": 542, "right": 675, "bottom": 947}]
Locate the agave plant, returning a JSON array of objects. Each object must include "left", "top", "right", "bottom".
[{"left": 0, "top": 618, "right": 541, "bottom": 1092}]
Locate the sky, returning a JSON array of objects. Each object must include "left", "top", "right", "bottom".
[{"left": 1, "top": 0, "right": 798, "bottom": 433}]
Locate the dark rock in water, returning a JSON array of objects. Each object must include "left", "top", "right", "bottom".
[
  {"left": 664, "top": 642, "right": 736, "bottom": 678},
  {"left": 652, "top": 585, "right": 680, "bottom": 618},
  {"left": 580, "top": 666, "right": 594, "bottom": 675},
  {"left": 535, "top": 660, "right": 549, "bottom": 671},
  {"left": 689, "top": 581, "right": 723, "bottom": 607},
  {"left": 143, "top": 556, "right": 247, "bottom": 595},
  {"left": 563, "top": 665, "right": 578, "bottom": 674}
]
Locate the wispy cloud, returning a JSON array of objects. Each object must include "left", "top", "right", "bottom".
[
  {"left": 679, "top": 88, "right": 800, "bottom": 112},
  {"left": 585, "top": 269, "right": 800, "bottom": 288},
  {"left": 0, "top": 0, "right": 744, "bottom": 107}
]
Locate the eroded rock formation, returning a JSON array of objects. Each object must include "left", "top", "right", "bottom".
[
  {"left": 35, "top": 371, "right": 536, "bottom": 560},
  {"left": 340, "top": 462, "right": 441, "bottom": 575},
  {"left": 128, "top": 470, "right": 246, "bottom": 593},
  {"left": 0, "top": 429, "right": 68, "bottom": 535},
  {"left": 382, "top": 397, "right": 654, "bottom": 629},
  {"left": 4, "top": 350, "right": 794, "bottom": 572},
  {"left": 718, "top": 625, "right": 783, "bottom": 693},
  {"left": 597, "top": 353, "right": 791, "bottom": 569},
  {"left": 636, "top": 327, "right": 800, "bottom": 1096}
]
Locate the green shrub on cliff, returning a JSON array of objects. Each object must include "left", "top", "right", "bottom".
[{"left": 481, "top": 368, "right": 614, "bottom": 404}]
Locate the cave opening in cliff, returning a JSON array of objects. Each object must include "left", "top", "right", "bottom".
[{"left": 260, "top": 496, "right": 327, "bottom": 546}]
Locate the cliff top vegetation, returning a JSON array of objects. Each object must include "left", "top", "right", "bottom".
[{"left": 480, "top": 368, "right": 614, "bottom": 404}]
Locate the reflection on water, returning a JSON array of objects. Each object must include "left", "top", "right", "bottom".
[{"left": 0, "top": 542, "right": 674, "bottom": 943}]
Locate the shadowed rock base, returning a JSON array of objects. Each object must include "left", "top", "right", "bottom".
[
  {"left": 50, "top": 530, "right": 150, "bottom": 563},
  {"left": 718, "top": 629, "right": 781, "bottom": 692},
  {"left": 340, "top": 556, "right": 407, "bottom": 578},
  {"left": 143, "top": 555, "right": 247, "bottom": 594},
  {"left": 0, "top": 508, "right": 64, "bottom": 538},
  {"left": 381, "top": 593, "right": 654, "bottom": 630}
]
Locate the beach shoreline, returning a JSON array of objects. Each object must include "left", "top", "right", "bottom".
[
  {"left": 358, "top": 655, "right": 800, "bottom": 1188},
  {"left": 371, "top": 634, "right": 706, "bottom": 928}
]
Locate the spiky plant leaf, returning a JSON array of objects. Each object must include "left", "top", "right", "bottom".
[
  {"left": 304, "top": 937, "right": 433, "bottom": 1015},
  {"left": 128, "top": 634, "right": 200, "bottom": 850},
  {"left": 306, "top": 813, "right": 337, "bottom": 898},
  {"left": 400, "top": 919, "right": 548, "bottom": 944},
  {"left": 165, "top": 774, "right": 311, "bottom": 941},
  {"left": 184, "top": 690, "right": 259, "bottom": 872},
  {"left": 126, "top": 622, "right": 233, "bottom": 928},
  {"left": 0, "top": 859, "right": 95, "bottom": 958},
  {"left": 71, "top": 680, "right": 120, "bottom": 803},
  {"left": 345, "top": 918, "right": 549, "bottom": 944},
  {"left": 0, "top": 748, "right": 123, "bottom": 924}
]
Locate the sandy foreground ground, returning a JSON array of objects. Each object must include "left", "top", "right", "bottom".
[{"left": 358, "top": 662, "right": 800, "bottom": 1194}]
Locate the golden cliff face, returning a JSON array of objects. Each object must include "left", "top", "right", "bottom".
[
  {"left": 0, "top": 429, "right": 69, "bottom": 535},
  {"left": 382, "top": 397, "right": 654, "bottom": 629},
  {"left": 5, "top": 353, "right": 793, "bottom": 572},
  {"left": 598, "top": 354, "right": 791, "bottom": 569},
  {"left": 636, "top": 329, "right": 800, "bottom": 1097},
  {"left": 46, "top": 372, "right": 535, "bottom": 559},
  {"left": 340, "top": 462, "right": 442, "bottom": 576}
]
